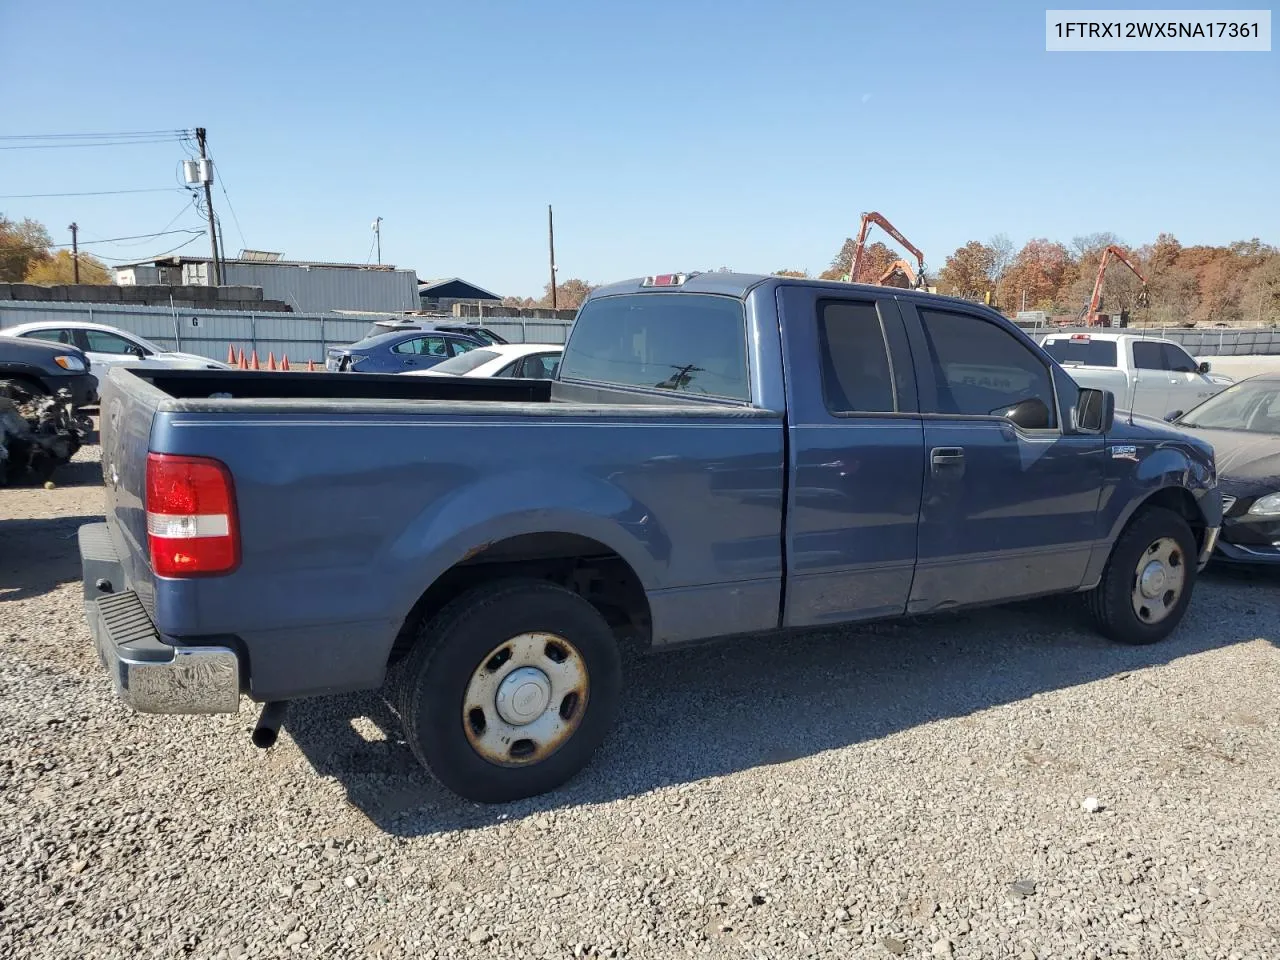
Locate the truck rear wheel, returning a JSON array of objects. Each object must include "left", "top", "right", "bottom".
[
  {"left": 1084, "top": 506, "right": 1198, "bottom": 645},
  {"left": 397, "top": 579, "right": 622, "bottom": 803}
]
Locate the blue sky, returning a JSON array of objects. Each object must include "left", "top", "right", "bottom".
[{"left": 1, "top": 1, "right": 1275, "bottom": 297}]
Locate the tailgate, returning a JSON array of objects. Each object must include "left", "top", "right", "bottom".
[{"left": 98, "top": 367, "right": 164, "bottom": 614}]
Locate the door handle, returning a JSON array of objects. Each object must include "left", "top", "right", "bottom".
[{"left": 930, "top": 446, "right": 965, "bottom": 473}]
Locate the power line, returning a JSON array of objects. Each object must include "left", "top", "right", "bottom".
[
  {"left": 50, "top": 228, "right": 203, "bottom": 248},
  {"left": 0, "top": 187, "right": 185, "bottom": 199},
  {"left": 0, "top": 129, "right": 189, "bottom": 140},
  {"left": 208, "top": 152, "right": 248, "bottom": 251},
  {"left": 0, "top": 138, "right": 187, "bottom": 151},
  {"left": 93, "top": 234, "right": 204, "bottom": 262}
]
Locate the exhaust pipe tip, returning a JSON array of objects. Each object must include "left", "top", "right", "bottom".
[{"left": 251, "top": 701, "right": 288, "bottom": 749}]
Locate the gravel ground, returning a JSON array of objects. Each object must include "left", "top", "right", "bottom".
[{"left": 3, "top": 440, "right": 1280, "bottom": 960}]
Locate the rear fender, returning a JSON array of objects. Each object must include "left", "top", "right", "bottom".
[{"left": 386, "top": 467, "right": 666, "bottom": 614}]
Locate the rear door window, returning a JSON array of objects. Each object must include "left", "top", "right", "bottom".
[
  {"left": 394, "top": 336, "right": 448, "bottom": 357},
  {"left": 559, "top": 293, "right": 749, "bottom": 400},
  {"left": 21, "top": 328, "right": 73, "bottom": 346},
  {"left": 816, "top": 301, "right": 896, "bottom": 414}
]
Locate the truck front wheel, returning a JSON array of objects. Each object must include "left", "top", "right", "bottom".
[
  {"left": 397, "top": 579, "right": 622, "bottom": 803},
  {"left": 1085, "top": 506, "right": 1198, "bottom": 645}
]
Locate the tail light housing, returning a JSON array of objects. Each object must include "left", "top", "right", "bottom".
[{"left": 145, "top": 453, "right": 240, "bottom": 577}]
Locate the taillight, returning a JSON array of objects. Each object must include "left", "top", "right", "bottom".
[{"left": 145, "top": 453, "right": 240, "bottom": 577}]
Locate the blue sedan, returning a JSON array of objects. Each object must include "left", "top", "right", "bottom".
[{"left": 326, "top": 329, "right": 487, "bottom": 374}]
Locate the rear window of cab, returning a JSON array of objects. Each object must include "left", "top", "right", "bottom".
[{"left": 558, "top": 294, "right": 749, "bottom": 401}]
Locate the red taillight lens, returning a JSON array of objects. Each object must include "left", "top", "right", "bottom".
[{"left": 145, "top": 453, "right": 240, "bottom": 577}]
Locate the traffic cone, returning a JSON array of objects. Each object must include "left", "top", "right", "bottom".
[
  {"left": 237, "top": 348, "right": 247, "bottom": 370},
  {"left": 267, "top": 352, "right": 277, "bottom": 371},
  {"left": 250, "top": 350, "right": 260, "bottom": 370},
  {"left": 307, "top": 359, "right": 316, "bottom": 372},
  {"left": 226, "top": 344, "right": 236, "bottom": 365},
  {"left": 280, "top": 354, "right": 290, "bottom": 371}
]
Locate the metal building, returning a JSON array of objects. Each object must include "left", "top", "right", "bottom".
[{"left": 114, "top": 251, "right": 420, "bottom": 315}]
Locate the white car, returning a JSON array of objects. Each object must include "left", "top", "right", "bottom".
[
  {"left": 405, "top": 343, "right": 562, "bottom": 380},
  {"left": 1, "top": 321, "right": 231, "bottom": 389}
]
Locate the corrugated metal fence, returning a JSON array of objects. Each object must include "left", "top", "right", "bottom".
[{"left": 0, "top": 300, "right": 574, "bottom": 363}]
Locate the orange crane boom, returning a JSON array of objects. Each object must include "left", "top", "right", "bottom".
[
  {"left": 849, "top": 211, "right": 926, "bottom": 289},
  {"left": 1082, "top": 244, "right": 1150, "bottom": 327}
]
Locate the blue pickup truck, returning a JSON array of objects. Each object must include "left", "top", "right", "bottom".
[{"left": 80, "top": 272, "right": 1222, "bottom": 802}]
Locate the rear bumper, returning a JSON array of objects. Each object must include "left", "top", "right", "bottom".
[{"left": 79, "top": 522, "right": 240, "bottom": 714}]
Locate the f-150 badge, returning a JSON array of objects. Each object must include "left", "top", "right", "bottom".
[{"left": 1110, "top": 444, "right": 1138, "bottom": 461}]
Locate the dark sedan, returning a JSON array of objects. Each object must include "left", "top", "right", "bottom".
[
  {"left": 0, "top": 334, "right": 97, "bottom": 406},
  {"left": 325, "top": 329, "right": 487, "bottom": 374},
  {"left": 1169, "top": 374, "right": 1280, "bottom": 565}
]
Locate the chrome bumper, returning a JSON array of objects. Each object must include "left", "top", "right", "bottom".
[
  {"left": 80, "top": 523, "right": 240, "bottom": 715},
  {"left": 1198, "top": 526, "right": 1221, "bottom": 571}
]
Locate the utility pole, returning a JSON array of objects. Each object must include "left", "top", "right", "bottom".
[
  {"left": 548, "top": 204, "right": 558, "bottom": 310},
  {"left": 195, "top": 127, "right": 222, "bottom": 286},
  {"left": 373, "top": 217, "right": 383, "bottom": 265},
  {"left": 68, "top": 222, "right": 80, "bottom": 283}
]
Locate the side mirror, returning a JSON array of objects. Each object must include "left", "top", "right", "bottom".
[
  {"left": 1164, "top": 410, "right": 1184, "bottom": 422},
  {"left": 996, "top": 396, "right": 1052, "bottom": 430},
  {"left": 130, "top": 346, "right": 147, "bottom": 359},
  {"left": 1198, "top": 361, "right": 1211, "bottom": 374},
  {"left": 1076, "top": 387, "right": 1115, "bottom": 433}
]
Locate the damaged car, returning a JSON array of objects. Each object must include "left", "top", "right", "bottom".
[
  {"left": 1167, "top": 374, "right": 1280, "bottom": 565},
  {"left": 0, "top": 335, "right": 95, "bottom": 485}
]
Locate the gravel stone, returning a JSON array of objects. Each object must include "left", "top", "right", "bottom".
[
  {"left": 3, "top": 438, "right": 1280, "bottom": 960},
  {"left": 1081, "top": 796, "right": 1104, "bottom": 813}
]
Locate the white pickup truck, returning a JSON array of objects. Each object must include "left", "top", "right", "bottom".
[{"left": 1039, "top": 332, "right": 1232, "bottom": 420}]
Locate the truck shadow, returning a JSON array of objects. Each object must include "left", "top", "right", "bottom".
[
  {"left": 284, "top": 572, "right": 1277, "bottom": 837},
  {"left": 0, "top": 514, "right": 104, "bottom": 603}
]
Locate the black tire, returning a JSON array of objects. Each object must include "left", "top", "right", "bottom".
[
  {"left": 397, "top": 578, "right": 623, "bottom": 803},
  {"left": 1084, "top": 506, "right": 1198, "bottom": 645}
]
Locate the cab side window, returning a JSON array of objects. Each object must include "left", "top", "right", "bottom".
[
  {"left": 1132, "top": 341, "right": 1168, "bottom": 370},
  {"left": 916, "top": 308, "right": 1057, "bottom": 427}
]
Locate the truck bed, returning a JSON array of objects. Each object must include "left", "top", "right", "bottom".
[{"left": 99, "top": 366, "right": 787, "bottom": 701}]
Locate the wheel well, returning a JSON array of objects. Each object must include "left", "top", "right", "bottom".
[
  {"left": 389, "top": 533, "right": 652, "bottom": 665},
  {"left": 0, "top": 374, "right": 48, "bottom": 397},
  {"left": 1136, "top": 486, "right": 1206, "bottom": 550}
]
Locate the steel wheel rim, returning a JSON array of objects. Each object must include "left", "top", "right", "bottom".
[
  {"left": 1130, "top": 536, "right": 1186, "bottom": 625},
  {"left": 462, "top": 632, "right": 589, "bottom": 767}
]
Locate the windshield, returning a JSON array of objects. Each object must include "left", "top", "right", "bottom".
[
  {"left": 1042, "top": 338, "right": 1118, "bottom": 367},
  {"left": 428, "top": 348, "right": 499, "bottom": 375},
  {"left": 1179, "top": 379, "right": 1280, "bottom": 433},
  {"left": 559, "top": 293, "right": 749, "bottom": 401}
]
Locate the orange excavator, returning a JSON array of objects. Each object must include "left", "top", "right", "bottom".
[
  {"left": 848, "top": 211, "right": 928, "bottom": 290},
  {"left": 1080, "top": 244, "right": 1150, "bottom": 327}
]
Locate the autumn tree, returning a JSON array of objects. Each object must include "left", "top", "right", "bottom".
[
  {"left": 820, "top": 239, "right": 901, "bottom": 283},
  {"left": 539, "top": 278, "right": 593, "bottom": 310},
  {"left": 987, "top": 233, "right": 1014, "bottom": 305},
  {"left": 1002, "top": 239, "right": 1072, "bottom": 312},
  {"left": 24, "top": 249, "right": 112, "bottom": 285},
  {"left": 937, "top": 241, "right": 995, "bottom": 301},
  {"left": 0, "top": 213, "right": 53, "bottom": 282},
  {"left": 773, "top": 269, "right": 809, "bottom": 278},
  {"left": 1240, "top": 255, "right": 1280, "bottom": 326}
]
